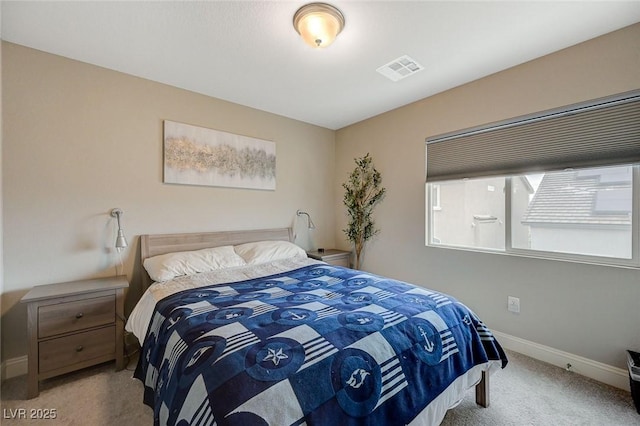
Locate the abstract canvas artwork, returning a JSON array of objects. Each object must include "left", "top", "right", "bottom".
[{"left": 163, "top": 120, "right": 276, "bottom": 190}]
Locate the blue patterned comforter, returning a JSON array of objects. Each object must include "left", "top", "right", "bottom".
[{"left": 135, "top": 263, "right": 507, "bottom": 425}]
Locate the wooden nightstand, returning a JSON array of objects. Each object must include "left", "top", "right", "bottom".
[
  {"left": 307, "top": 249, "right": 352, "bottom": 267},
  {"left": 20, "top": 275, "right": 128, "bottom": 399}
]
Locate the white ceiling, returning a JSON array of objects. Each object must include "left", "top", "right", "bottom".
[{"left": 2, "top": 1, "right": 640, "bottom": 130}]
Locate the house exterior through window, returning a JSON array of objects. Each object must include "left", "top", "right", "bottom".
[{"left": 427, "top": 164, "right": 637, "bottom": 267}]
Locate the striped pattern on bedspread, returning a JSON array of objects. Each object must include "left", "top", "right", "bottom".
[{"left": 134, "top": 263, "right": 507, "bottom": 425}]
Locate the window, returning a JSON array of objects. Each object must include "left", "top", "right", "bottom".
[
  {"left": 426, "top": 164, "right": 638, "bottom": 266},
  {"left": 428, "top": 177, "right": 505, "bottom": 251},
  {"left": 431, "top": 184, "right": 441, "bottom": 210},
  {"left": 512, "top": 165, "right": 633, "bottom": 260},
  {"left": 425, "top": 90, "right": 640, "bottom": 267}
]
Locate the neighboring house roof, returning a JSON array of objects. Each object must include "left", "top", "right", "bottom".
[
  {"left": 518, "top": 175, "right": 535, "bottom": 194},
  {"left": 521, "top": 167, "right": 632, "bottom": 226}
]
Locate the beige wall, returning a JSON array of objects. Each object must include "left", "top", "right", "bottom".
[
  {"left": 1, "top": 42, "right": 336, "bottom": 362},
  {"left": 3, "top": 23, "right": 640, "bottom": 373},
  {"left": 0, "top": 24, "right": 4, "bottom": 370},
  {"left": 335, "top": 23, "right": 640, "bottom": 370}
]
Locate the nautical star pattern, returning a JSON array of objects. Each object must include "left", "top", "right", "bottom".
[{"left": 135, "top": 264, "right": 507, "bottom": 425}]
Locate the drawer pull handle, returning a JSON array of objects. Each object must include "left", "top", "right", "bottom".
[
  {"left": 75, "top": 313, "right": 84, "bottom": 319},
  {"left": 76, "top": 345, "right": 84, "bottom": 352}
]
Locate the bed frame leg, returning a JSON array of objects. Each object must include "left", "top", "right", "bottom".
[{"left": 475, "top": 370, "right": 489, "bottom": 408}]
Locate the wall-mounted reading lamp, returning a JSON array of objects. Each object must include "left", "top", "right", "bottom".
[
  {"left": 110, "top": 208, "right": 128, "bottom": 250},
  {"left": 296, "top": 209, "right": 316, "bottom": 229}
]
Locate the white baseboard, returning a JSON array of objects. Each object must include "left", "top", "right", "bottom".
[
  {"left": 493, "top": 330, "right": 629, "bottom": 391},
  {"left": 1, "top": 355, "right": 28, "bottom": 381}
]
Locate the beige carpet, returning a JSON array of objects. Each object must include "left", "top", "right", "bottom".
[{"left": 1, "top": 350, "right": 638, "bottom": 425}]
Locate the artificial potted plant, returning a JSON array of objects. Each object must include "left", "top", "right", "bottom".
[{"left": 342, "top": 153, "right": 386, "bottom": 269}]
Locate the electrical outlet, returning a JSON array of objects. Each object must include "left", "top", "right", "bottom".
[{"left": 508, "top": 296, "right": 520, "bottom": 313}]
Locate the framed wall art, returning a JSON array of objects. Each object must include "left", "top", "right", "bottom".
[{"left": 163, "top": 120, "right": 276, "bottom": 190}]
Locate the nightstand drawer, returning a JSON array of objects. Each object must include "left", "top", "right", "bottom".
[
  {"left": 327, "top": 257, "right": 349, "bottom": 267},
  {"left": 307, "top": 249, "right": 351, "bottom": 267},
  {"left": 38, "top": 295, "right": 115, "bottom": 338},
  {"left": 38, "top": 326, "right": 116, "bottom": 374}
]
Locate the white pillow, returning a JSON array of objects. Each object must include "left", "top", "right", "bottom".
[
  {"left": 234, "top": 240, "right": 306, "bottom": 265},
  {"left": 143, "top": 245, "right": 247, "bottom": 282}
]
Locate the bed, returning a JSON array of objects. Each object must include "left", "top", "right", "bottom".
[{"left": 127, "top": 228, "right": 507, "bottom": 425}]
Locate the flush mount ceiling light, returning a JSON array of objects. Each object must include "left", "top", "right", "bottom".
[{"left": 293, "top": 3, "right": 345, "bottom": 48}]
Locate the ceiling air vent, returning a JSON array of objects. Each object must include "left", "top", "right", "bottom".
[{"left": 376, "top": 55, "right": 424, "bottom": 82}]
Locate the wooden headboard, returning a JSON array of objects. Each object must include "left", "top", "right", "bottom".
[{"left": 140, "top": 227, "right": 294, "bottom": 290}]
